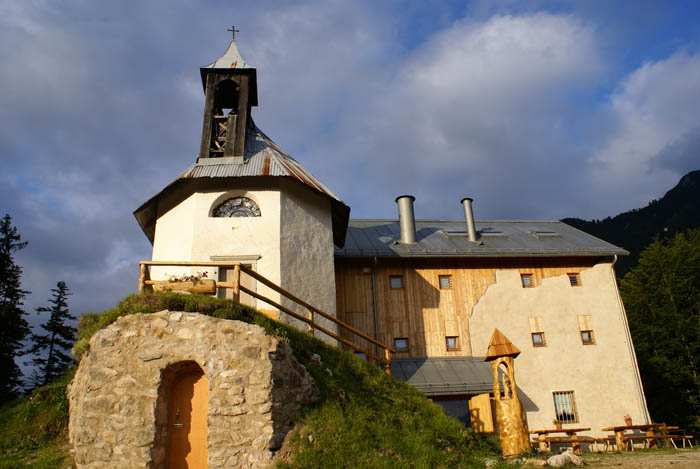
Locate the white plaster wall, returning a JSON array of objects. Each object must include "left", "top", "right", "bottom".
[
  {"left": 279, "top": 181, "right": 337, "bottom": 340},
  {"left": 151, "top": 189, "right": 282, "bottom": 310},
  {"left": 469, "top": 263, "right": 649, "bottom": 436}
]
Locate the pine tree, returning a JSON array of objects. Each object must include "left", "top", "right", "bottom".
[
  {"left": 0, "top": 214, "right": 30, "bottom": 400},
  {"left": 30, "top": 281, "right": 76, "bottom": 386},
  {"left": 621, "top": 228, "right": 700, "bottom": 431}
]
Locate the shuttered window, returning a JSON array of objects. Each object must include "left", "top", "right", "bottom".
[
  {"left": 520, "top": 273, "right": 534, "bottom": 288},
  {"left": 553, "top": 391, "right": 579, "bottom": 423}
]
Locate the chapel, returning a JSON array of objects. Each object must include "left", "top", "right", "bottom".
[{"left": 134, "top": 36, "right": 650, "bottom": 440}]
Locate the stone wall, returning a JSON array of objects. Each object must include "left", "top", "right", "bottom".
[{"left": 68, "top": 311, "right": 318, "bottom": 468}]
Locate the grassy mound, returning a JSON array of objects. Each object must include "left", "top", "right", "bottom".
[{"left": 1, "top": 293, "right": 501, "bottom": 468}]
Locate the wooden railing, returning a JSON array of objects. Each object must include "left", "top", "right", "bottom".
[{"left": 138, "top": 260, "right": 395, "bottom": 373}]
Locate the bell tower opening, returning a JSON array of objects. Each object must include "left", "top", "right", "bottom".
[{"left": 198, "top": 32, "right": 258, "bottom": 161}]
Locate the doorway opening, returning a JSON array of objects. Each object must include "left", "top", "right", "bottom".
[{"left": 155, "top": 361, "right": 209, "bottom": 469}]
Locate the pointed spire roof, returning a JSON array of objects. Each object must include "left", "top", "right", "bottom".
[
  {"left": 204, "top": 39, "right": 252, "bottom": 69},
  {"left": 485, "top": 329, "right": 521, "bottom": 361}
]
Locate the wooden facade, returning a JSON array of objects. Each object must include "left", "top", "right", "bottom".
[{"left": 335, "top": 257, "right": 601, "bottom": 359}]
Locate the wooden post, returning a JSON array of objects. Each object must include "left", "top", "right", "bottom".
[
  {"left": 231, "top": 264, "right": 241, "bottom": 303},
  {"left": 308, "top": 308, "right": 315, "bottom": 335},
  {"left": 615, "top": 430, "right": 626, "bottom": 451},
  {"left": 138, "top": 263, "right": 146, "bottom": 293},
  {"left": 383, "top": 348, "right": 392, "bottom": 375}
]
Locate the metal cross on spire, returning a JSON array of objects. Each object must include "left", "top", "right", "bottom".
[{"left": 227, "top": 25, "right": 240, "bottom": 41}]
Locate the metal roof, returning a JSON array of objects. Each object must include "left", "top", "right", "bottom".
[
  {"left": 133, "top": 123, "right": 350, "bottom": 247},
  {"left": 336, "top": 219, "right": 628, "bottom": 258},
  {"left": 203, "top": 39, "right": 251, "bottom": 69},
  {"left": 392, "top": 357, "right": 493, "bottom": 396},
  {"left": 179, "top": 126, "right": 343, "bottom": 200}
]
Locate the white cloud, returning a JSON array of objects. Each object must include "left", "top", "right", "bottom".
[
  {"left": 318, "top": 13, "right": 604, "bottom": 218},
  {"left": 591, "top": 51, "right": 700, "bottom": 210}
]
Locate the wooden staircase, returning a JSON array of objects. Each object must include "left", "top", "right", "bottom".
[{"left": 138, "top": 260, "right": 395, "bottom": 372}]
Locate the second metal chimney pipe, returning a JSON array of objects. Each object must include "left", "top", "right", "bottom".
[
  {"left": 395, "top": 195, "right": 416, "bottom": 244},
  {"left": 461, "top": 197, "right": 478, "bottom": 242}
]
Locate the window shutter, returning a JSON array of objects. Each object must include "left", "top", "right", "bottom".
[
  {"left": 529, "top": 316, "right": 543, "bottom": 333},
  {"left": 577, "top": 315, "right": 592, "bottom": 331}
]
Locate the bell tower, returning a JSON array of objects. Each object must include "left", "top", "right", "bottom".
[{"left": 198, "top": 28, "right": 259, "bottom": 162}]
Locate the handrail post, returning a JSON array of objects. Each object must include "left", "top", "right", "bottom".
[
  {"left": 138, "top": 263, "right": 147, "bottom": 293},
  {"left": 383, "top": 348, "right": 392, "bottom": 375},
  {"left": 308, "top": 308, "right": 315, "bottom": 336},
  {"left": 232, "top": 264, "right": 241, "bottom": 303}
]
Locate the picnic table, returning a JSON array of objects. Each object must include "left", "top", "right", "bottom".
[
  {"left": 530, "top": 427, "right": 592, "bottom": 454},
  {"left": 601, "top": 423, "right": 678, "bottom": 451}
]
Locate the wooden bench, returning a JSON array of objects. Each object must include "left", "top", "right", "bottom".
[
  {"left": 622, "top": 434, "right": 657, "bottom": 450},
  {"left": 666, "top": 434, "right": 694, "bottom": 448},
  {"left": 546, "top": 435, "right": 596, "bottom": 454},
  {"left": 592, "top": 435, "right": 617, "bottom": 452}
]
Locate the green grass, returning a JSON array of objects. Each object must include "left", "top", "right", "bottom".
[
  {"left": 1, "top": 293, "right": 502, "bottom": 468},
  {"left": 0, "top": 373, "right": 71, "bottom": 468}
]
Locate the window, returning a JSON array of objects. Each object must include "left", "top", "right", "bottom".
[
  {"left": 580, "top": 330, "right": 595, "bottom": 345},
  {"left": 577, "top": 315, "right": 595, "bottom": 345},
  {"left": 389, "top": 275, "right": 404, "bottom": 289},
  {"left": 439, "top": 275, "right": 452, "bottom": 289},
  {"left": 445, "top": 336, "right": 460, "bottom": 351},
  {"left": 529, "top": 317, "right": 545, "bottom": 347},
  {"left": 531, "top": 332, "right": 546, "bottom": 347},
  {"left": 553, "top": 391, "right": 579, "bottom": 424},
  {"left": 568, "top": 273, "right": 581, "bottom": 287},
  {"left": 212, "top": 196, "right": 261, "bottom": 217},
  {"left": 520, "top": 273, "right": 534, "bottom": 288},
  {"left": 394, "top": 337, "right": 409, "bottom": 352}
]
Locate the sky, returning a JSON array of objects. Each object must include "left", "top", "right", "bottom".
[{"left": 2, "top": 0, "right": 700, "bottom": 321}]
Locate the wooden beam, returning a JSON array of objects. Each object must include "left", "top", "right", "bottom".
[
  {"left": 138, "top": 263, "right": 147, "bottom": 293},
  {"left": 231, "top": 264, "right": 240, "bottom": 303},
  {"left": 198, "top": 74, "right": 217, "bottom": 158},
  {"left": 234, "top": 75, "right": 249, "bottom": 156},
  {"left": 140, "top": 260, "right": 241, "bottom": 267}
]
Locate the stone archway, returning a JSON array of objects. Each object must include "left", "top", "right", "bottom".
[{"left": 68, "top": 311, "right": 318, "bottom": 468}]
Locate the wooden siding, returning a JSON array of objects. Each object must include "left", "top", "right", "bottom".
[{"left": 335, "top": 257, "right": 601, "bottom": 358}]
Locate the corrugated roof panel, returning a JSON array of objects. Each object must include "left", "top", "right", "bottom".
[
  {"left": 392, "top": 357, "right": 493, "bottom": 396},
  {"left": 337, "top": 219, "right": 627, "bottom": 258}
]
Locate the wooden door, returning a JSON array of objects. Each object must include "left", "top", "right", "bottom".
[{"left": 167, "top": 369, "right": 208, "bottom": 469}]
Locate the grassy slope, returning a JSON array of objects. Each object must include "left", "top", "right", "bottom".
[{"left": 0, "top": 293, "right": 501, "bottom": 468}]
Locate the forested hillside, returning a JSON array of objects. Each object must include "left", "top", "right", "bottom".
[{"left": 564, "top": 170, "right": 700, "bottom": 275}]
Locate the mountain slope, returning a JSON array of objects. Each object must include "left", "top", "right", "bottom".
[{"left": 563, "top": 170, "right": 700, "bottom": 275}]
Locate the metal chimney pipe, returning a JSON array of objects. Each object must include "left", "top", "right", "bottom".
[
  {"left": 395, "top": 195, "right": 416, "bottom": 244},
  {"left": 461, "top": 197, "right": 477, "bottom": 242}
]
